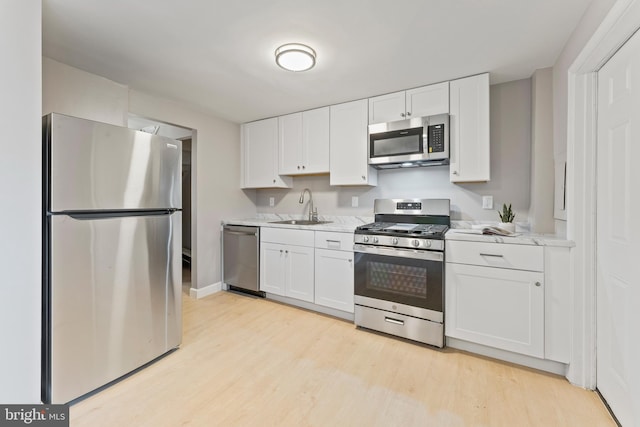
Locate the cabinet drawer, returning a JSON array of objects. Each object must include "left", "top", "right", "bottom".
[
  {"left": 261, "top": 227, "right": 314, "bottom": 247},
  {"left": 446, "top": 241, "right": 543, "bottom": 272},
  {"left": 314, "top": 231, "right": 354, "bottom": 251}
]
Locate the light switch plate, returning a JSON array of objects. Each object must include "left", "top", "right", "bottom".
[
  {"left": 351, "top": 196, "right": 359, "bottom": 208},
  {"left": 482, "top": 196, "right": 493, "bottom": 209},
  {"left": 269, "top": 197, "right": 275, "bottom": 207}
]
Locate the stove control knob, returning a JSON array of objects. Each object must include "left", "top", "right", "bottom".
[
  {"left": 425, "top": 240, "right": 432, "bottom": 248},
  {"left": 412, "top": 239, "right": 420, "bottom": 247},
  {"left": 373, "top": 237, "right": 379, "bottom": 243},
  {"left": 392, "top": 238, "right": 399, "bottom": 245},
  {"left": 363, "top": 236, "right": 369, "bottom": 243}
]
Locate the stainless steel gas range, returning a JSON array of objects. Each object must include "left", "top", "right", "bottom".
[{"left": 353, "top": 198, "right": 450, "bottom": 347}]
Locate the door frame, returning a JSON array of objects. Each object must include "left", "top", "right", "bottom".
[{"left": 567, "top": 0, "right": 640, "bottom": 388}]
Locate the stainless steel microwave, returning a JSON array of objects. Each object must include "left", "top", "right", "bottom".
[{"left": 368, "top": 114, "right": 449, "bottom": 169}]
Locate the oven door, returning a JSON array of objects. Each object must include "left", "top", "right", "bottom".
[{"left": 353, "top": 244, "right": 443, "bottom": 317}]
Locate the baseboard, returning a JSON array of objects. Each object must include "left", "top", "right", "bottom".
[
  {"left": 446, "top": 337, "right": 568, "bottom": 377},
  {"left": 189, "top": 282, "right": 222, "bottom": 299},
  {"left": 265, "top": 293, "right": 355, "bottom": 322}
]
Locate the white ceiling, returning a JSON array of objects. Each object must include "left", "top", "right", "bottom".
[{"left": 42, "top": 0, "right": 592, "bottom": 124}]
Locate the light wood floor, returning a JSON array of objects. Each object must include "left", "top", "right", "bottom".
[{"left": 71, "top": 287, "right": 615, "bottom": 426}]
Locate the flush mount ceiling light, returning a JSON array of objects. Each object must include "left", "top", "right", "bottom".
[{"left": 275, "top": 43, "right": 316, "bottom": 72}]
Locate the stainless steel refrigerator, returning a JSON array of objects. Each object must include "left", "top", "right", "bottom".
[{"left": 42, "top": 113, "right": 182, "bottom": 404}]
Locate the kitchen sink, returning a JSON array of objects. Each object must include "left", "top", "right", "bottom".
[{"left": 268, "top": 219, "right": 332, "bottom": 225}]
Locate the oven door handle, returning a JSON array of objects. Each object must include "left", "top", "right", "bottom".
[{"left": 353, "top": 244, "right": 443, "bottom": 262}]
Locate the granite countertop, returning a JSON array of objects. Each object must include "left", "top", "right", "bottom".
[
  {"left": 446, "top": 229, "right": 575, "bottom": 247},
  {"left": 222, "top": 214, "right": 372, "bottom": 233}
]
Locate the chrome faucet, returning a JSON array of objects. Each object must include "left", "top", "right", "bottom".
[{"left": 299, "top": 188, "right": 317, "bottom": 222}]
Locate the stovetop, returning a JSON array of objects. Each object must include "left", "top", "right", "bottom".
[{"left": 355, "top": 222, "right": 449, "bottom": 239}]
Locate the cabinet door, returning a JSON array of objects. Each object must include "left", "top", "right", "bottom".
[
  {"left": 242, "top": 118, "right": 292, "bottom": 188},
  {"left": 406, "top": 82, "right": 449, "bottom": 117},
  {"left": 302, "top": 107, "right": 330, "bottom": 174},
  {"left": 449, "top": 73, "right": 490, "bottom": 182},
  {"left": 445, "top": 263, "right": 544, "bottom": 358},
  {"left": 329, "top": 99, "right": 378, "bottom": 186},
  {"left": 368, "top": 91, "right": 406, "bottom": 124},
  {"left": 278, "top": 112, "right": 303, "bottom": 175},
  {"left": 285, "top": 245, "right": 315, "bottom": 303},
  {"left": 260, "top": 242, "right": 286, "bottom": 296},
  {"left": 315, "top": 249, "right": 354, "bottom": 313}
]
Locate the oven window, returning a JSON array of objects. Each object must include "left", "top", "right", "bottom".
[
  {"left": 354, "top": 251, "right": 443, "bottom": 312},
  {"left": 367, "top": 261, "right": 427, "bottom": 298}
]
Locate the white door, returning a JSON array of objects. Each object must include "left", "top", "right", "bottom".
[
  {"left": 260, "top": 243, "right": 286, "bottom": 296},
  {"left": 302, "top": 107, "right": 330, "bottom": 174},
  {"left": 368, "top": 91, "right": 405, "bottom": 124},
  {"left": 406, "top": 82, "right": 449, "bottom": 117},
  {"left": 314, "top": 249, "right": 354, "bottom": 313},
  {"left": 445, "top": 263, "right": 544, "bottom": 358},
  {"left": 597, "top": 28, "right": 640, "bottom": 427},
  {"left": 285, "top": 245, "right": 314, "bottom": 303}
]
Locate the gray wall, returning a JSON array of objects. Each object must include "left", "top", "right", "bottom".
[
  {"left": 0, "top": 1, "right": 42, "bottom": 403},
  {"left": 256, "top": 79, "right": 533, "bottom": 224},
  {"left": 530, "top": 68, "right": 555, "bottom": 233}
]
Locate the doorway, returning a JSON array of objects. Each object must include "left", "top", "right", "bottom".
[{"left": 127, "top": 115, "right": 194, "bottom": 295}]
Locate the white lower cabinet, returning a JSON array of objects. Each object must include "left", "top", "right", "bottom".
[
  {"left": 260, "top": 228, "right": 355, "bottom": 313},
  {"left": 445, "top": 262, "right": 544, "bottom": 358},
  {"left": 315, "top": 248, "right": 354, "bottom": 313},
  {"left": 260, "top": 229, "right": 315, "bottom": 303}
]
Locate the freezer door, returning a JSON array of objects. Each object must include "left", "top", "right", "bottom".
[
  {"left": 45, "top": 212, "right": 182, "bottom": 404},
  {"left": 45, "top": 113, "right": 182, "bottom": 212}
]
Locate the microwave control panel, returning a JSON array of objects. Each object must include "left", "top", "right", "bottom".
[{"left": 427, "top": 124, "right": 445, "bottom": 153}]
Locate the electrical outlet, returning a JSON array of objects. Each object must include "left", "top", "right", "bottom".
[
  {"left": 269, "top": 197, "right": 275, "bottom": 207},
  {"left": 482, "top": 196, "right": 493, "bottom": 209},
  {"left": 351, "top": 196, "right": 359, "bottom": 208}
]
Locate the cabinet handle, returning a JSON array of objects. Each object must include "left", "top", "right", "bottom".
[
  {"left": 302, "top": 165, "right": 306, "bottom": 169},
  {"left": 406, "top": 111, "right": 412, "bottom": 116},
  {"left": 273, "top": 179, "right": 276, "bottom": 183},
  {"left": 400, "top": 113, "right": 406, "bottom": 118},
  {"left": 535, "top": 282, "right": 542, "bottom": 287},
  {"left": 280, "top": 249, "right": 283, "bottom": 253},
  {"left": 348, "top": 259, "right": 352, "bottom": 263},
  {"left": 384, "top": 317, "right": 404, "bottom": 326},
  {"left": 297, "top": 165, "right": 300, "bottom": 170},
  {"left": 479, "top": 253, "right": 503, "bottom": 258},
  {"left": 285, "top": 250, "right": 289, "bottom": 254},
  {"left": 362, "top": 175, "right": 366, "bottom": 180},
  {"left": 452, "top": 171, "right": 459, "bottom": 175}
]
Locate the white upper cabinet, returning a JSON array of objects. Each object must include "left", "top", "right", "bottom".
[
  {"left": 449, "top": 73, "right": 490, "bottom": 182},
  {"left": 330, "top": 99, "right": 378, "bottom": 186},
  {"left": 368, "top": 82, "right": 449, "bottom": 125},
  {"left": 368, "top": 91, "right": 406, "bottom": 124},
  {"left": 241, "top": 118, "right": 292, "bottom": 189},
  {"left": 279, "top": 107, "right": 330, "bottom": 175}
]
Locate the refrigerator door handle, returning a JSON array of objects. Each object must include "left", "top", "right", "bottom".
[{"left": 63, "top": 209, "right": 179, "bottom": 220}]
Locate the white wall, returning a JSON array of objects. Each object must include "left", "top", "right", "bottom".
[
  {"left": 43, "top": 57, "right": 128, "bottom": 126},
  {"left": 0, "top": 1, "right": 42, "bottom": 403},
  {"left": 256, "top": 79, "right": 533, "bottom": 225},
  {"left": 128, "top": 91, "right": 256, "bottom": 289},
  {"left": 552, "top": 0, "right": 617, "bottom": 233}
]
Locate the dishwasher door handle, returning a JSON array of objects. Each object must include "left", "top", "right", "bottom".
[{"left": 224, "top": 230, "right": 257, "bottom": 237}]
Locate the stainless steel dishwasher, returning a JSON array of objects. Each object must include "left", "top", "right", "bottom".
[{"left": 222, "top": 224, "right": 262, "bottom": 296}]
